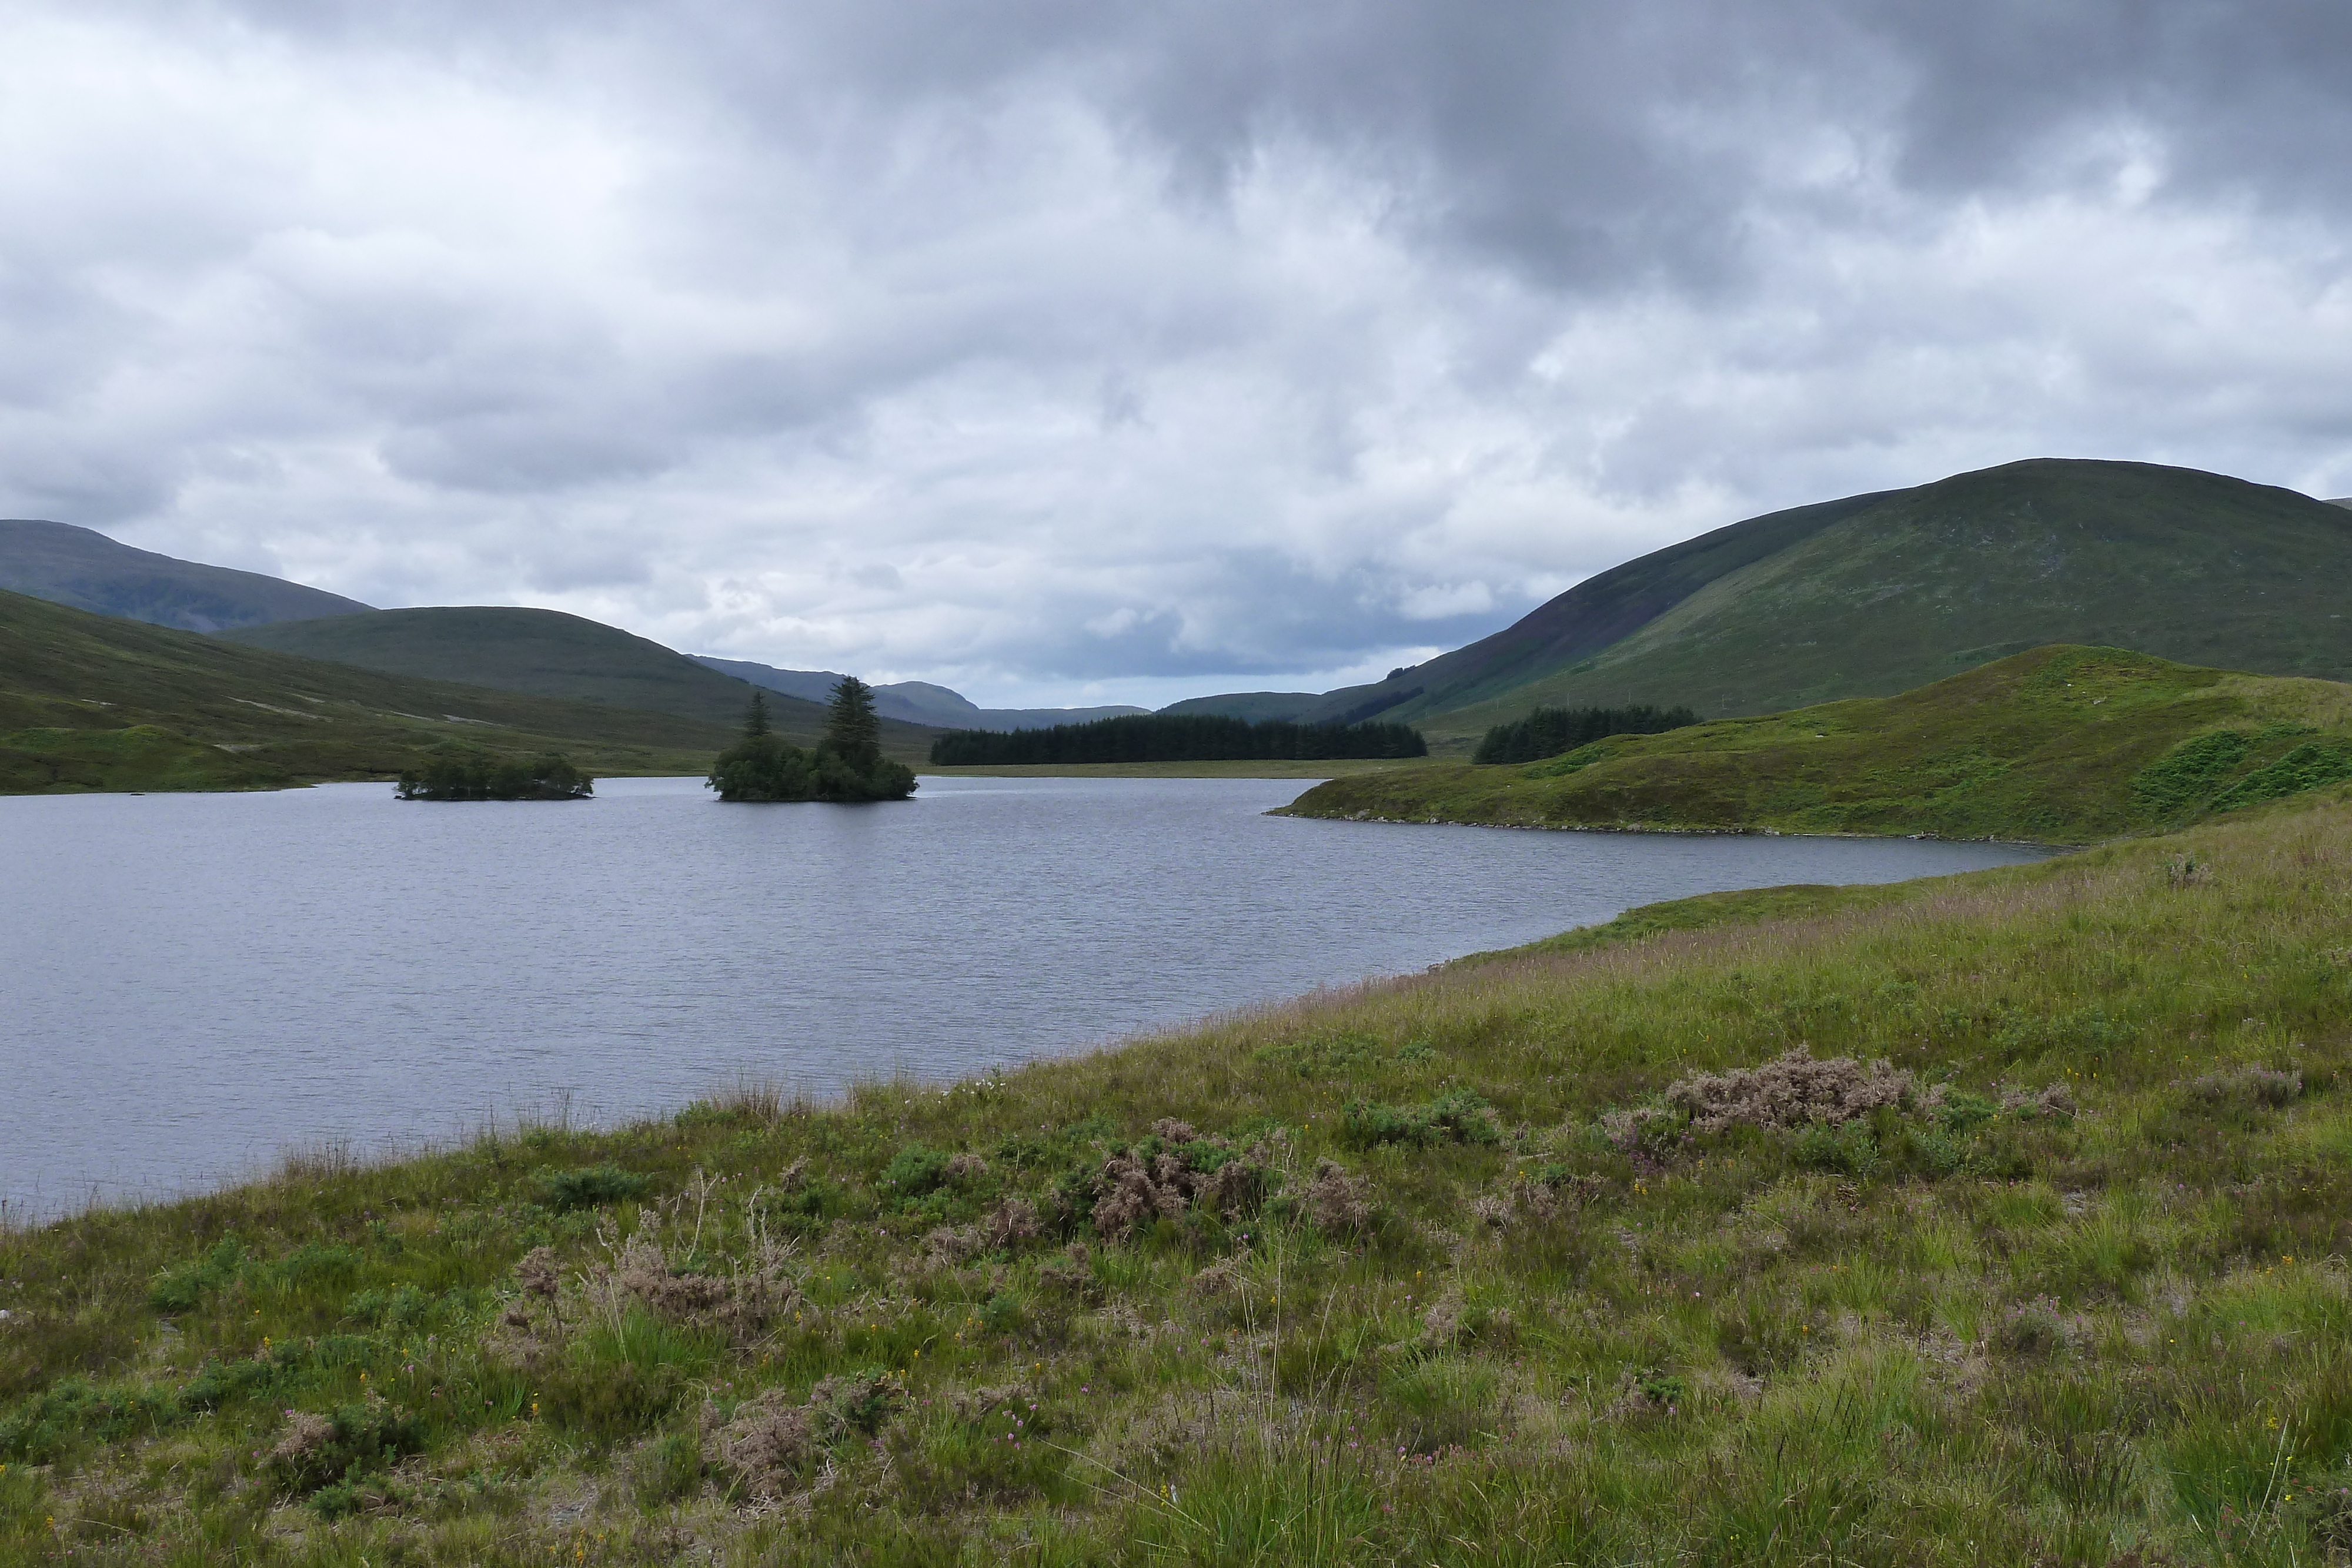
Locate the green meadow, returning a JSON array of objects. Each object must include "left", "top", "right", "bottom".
[{"left": 6, "top": 778, "right": 2352, "bottom": 1564}]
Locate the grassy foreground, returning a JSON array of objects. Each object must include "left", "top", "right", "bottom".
[
  {"left": 1281, "top": 646, "right": 2352, "bottom": 846},
  {"left": 7, "top": 793, "right": 2352, "bottom": 1563}
]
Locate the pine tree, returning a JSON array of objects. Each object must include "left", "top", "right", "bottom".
[
  {"left": 821, "top": 676, "right": 882, "bottom": 769},
  {"left": 744, "top": 690, "right": 771, "bottom": 737}
]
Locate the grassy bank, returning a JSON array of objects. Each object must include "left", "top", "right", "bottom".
[
  {"left": 926, "top": 757, "right": 1444, "bottom": 780},
  {"left": 7, "top": 786, "right": 2352, "bottom": 1564},
  {"left": 1280, "top": 646, "right": 2352, "bottom": 846}
]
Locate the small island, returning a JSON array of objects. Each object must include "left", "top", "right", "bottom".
[
  {"left": 707, "top": 678, "right": 918, "bottom": 803},
  {"left": 395, "top": 744, "right": 593, "bottom": 801}
]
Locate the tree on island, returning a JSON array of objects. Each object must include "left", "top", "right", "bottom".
[
  {"left": 396, "top": 743, "right": 593, "bottom": 801},
  {"left": 707, "top": 678, "right": 917, "bottom": 803}
]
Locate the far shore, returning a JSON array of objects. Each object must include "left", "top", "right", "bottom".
[{"left": 919, "top": 756, "right": 1449, "bottom": 780}]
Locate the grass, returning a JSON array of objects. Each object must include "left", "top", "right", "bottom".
[
  {"left": 1298, "top": 459, "right": 2352, "bottom": 743},
  {"left": 1281, "top": 644, "right": 2352, "bottom": 845},
  {"left": 925, "top": 758, "right": 1443, "bottom": 780},
  {"left": 0, "top": 589, "right": 911, "bottom": 793},
  {"left": 8, "top": 780, "right": 2352, "bottom": 1563}
]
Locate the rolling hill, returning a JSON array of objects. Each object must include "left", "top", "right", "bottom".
[
  {"left": 222, "top": 608, "right": 934, "bottom": 758},
  {"left": 1278, "top": 459, "right": 2352, "bottom": 745},
  {"left": 0, "top": 589, "right": 759, "bottom": 793},
  {"left": 1155, "top": 691, "right": 1324, "bottom": 721},
  {"left": 1280, "top": 643, "right": 2352, "bottom": 845},
  {"left": 0, "top": 519, "right": 372, "bottom": 632}
]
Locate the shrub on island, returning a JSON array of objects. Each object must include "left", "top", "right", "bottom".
[
  {"left": 707, "top": 681, "right": 917, "bottom": 804},
  {"left": 395, "top": 744, "right": 593, "bottom": 801}
]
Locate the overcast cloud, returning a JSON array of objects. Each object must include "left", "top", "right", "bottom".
[{"left": 3, "top": 1, "right": 2348, "bottom": 705}]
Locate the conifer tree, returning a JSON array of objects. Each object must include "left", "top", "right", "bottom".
[
  {"left": 744, "top": 690, "right": 771, "bottom": 737},
  {"left": 821, "top": 676, "right": 882, "bottom": 768}
]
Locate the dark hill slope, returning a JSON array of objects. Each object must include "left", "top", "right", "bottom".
[
  {"left": 0, "top": 519, "right": 372, "bottom": 631},
  {"left": 0, "top": 589, "right": 743, "bottom": 791},
  {"left": 1157, "top": 691, "right": 1324, "bottom": 721},
  {"left": 1296, "top": 488, "right": 1893, "bottom": 727},
  {"left": 224, "top": 607, "right": 933, "bottom": 758},
  {"left": 1282, "top": 644, "right": 2352, "bottom": 845}
]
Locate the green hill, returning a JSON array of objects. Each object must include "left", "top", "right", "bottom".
[
  {"left": 0, "top": 518, "right": 373, "bottom": 631},
  {"left": 1281, "top": 644, "right": 2352, "bottom": 845},
  {"left": 223, "top": 607, "right": 939, "bottom": 760},
  {"left": 223, "top": 607, "right": 824, "bottom": 728},
  {"left": 0, "top": 589, "right": 754, "bottom": 792},
  {"left": 1292, "top": 459, "right": 2352, "bottom": 745},
  {"left": 1156, "top": 691, "right": 1325, "bottom": 721}
]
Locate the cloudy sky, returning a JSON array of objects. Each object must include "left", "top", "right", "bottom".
[{"left": 4, "top": 2, "right": 2349, "bottom": 706}]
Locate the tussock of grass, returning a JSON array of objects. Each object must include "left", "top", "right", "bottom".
[{"left": 6, "top": 790, "right": 2352, "bottom": 1563}]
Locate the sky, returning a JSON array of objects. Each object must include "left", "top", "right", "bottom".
[{"left": 4, "top": 2, "right": 2350, "bottom": 708}]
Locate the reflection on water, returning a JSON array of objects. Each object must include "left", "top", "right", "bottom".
[{"left": 1, "top": 775, "right": 2042, "bottom": 1214}]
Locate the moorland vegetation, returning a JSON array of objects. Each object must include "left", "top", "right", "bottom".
[
  {"left": 1287, "top": 646, "right": 2352, "bottom": 845},
  {"left": 928, "top": 713, "right": 1427, "bottom": 767},
  {"left": 6, "top": 784, "right": 2352, "bottom": 1564}
]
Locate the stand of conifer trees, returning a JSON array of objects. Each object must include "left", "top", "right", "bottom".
[
  {"left": 708, "top": 681, "right": 918, "bottom": 802},
  {"left": 1472, "top": 703, "right": 1698, "bottom": 765},
  {"left": 928, "top": 713, "right": 1426, "bottom": 766}
]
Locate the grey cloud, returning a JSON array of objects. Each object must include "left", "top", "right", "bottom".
[{"left": 7, "top": 1, "right": 2352, "bottom": 702}]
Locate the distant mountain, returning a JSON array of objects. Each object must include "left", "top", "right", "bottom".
[
  {"left": 1154, "top": 692, "right": 1324, "bottom": 721},
  {"left": 223, "top": 608, "right": 933, "bottom": 758},
  {"left": 1288, "top": 459, "right": 2352, "bottom": 744},
  {"left": 0, "top": 519, "right": 372, "bottom": 633},
  {"left": 695, "top": 654, "right": 1147, "bottom": 731}
]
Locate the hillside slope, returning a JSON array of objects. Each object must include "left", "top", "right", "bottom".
[
  {"left": 226, "top": 609, "right": 933, "bottom": 759},
  {"left": 1281, "top": 645, "right": 2352, "bottom": 844},
  {"left": 0, "top": 590, "right": 745, "bottom": 791},
  {"left": 7, "top": 790, "right": 2352, "bottom": 1564},
  {"left": 1295, "top": 460, "right": 2352, "bottom": 744},
  {"left": 0, "top": 519, "right": 372, "bottom": 631}
]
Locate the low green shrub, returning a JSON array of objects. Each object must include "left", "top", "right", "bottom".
[
  {"left": 538, "top": 1162, "right": 650, "bottom": 1210},
  {"left": 1342, "top": 1089, "right": 1499, "bottom": 1148}
]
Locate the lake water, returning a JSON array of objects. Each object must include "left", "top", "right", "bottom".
[{"left": 2, "top": 775, "right": 2043, "bottom": 1216}]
